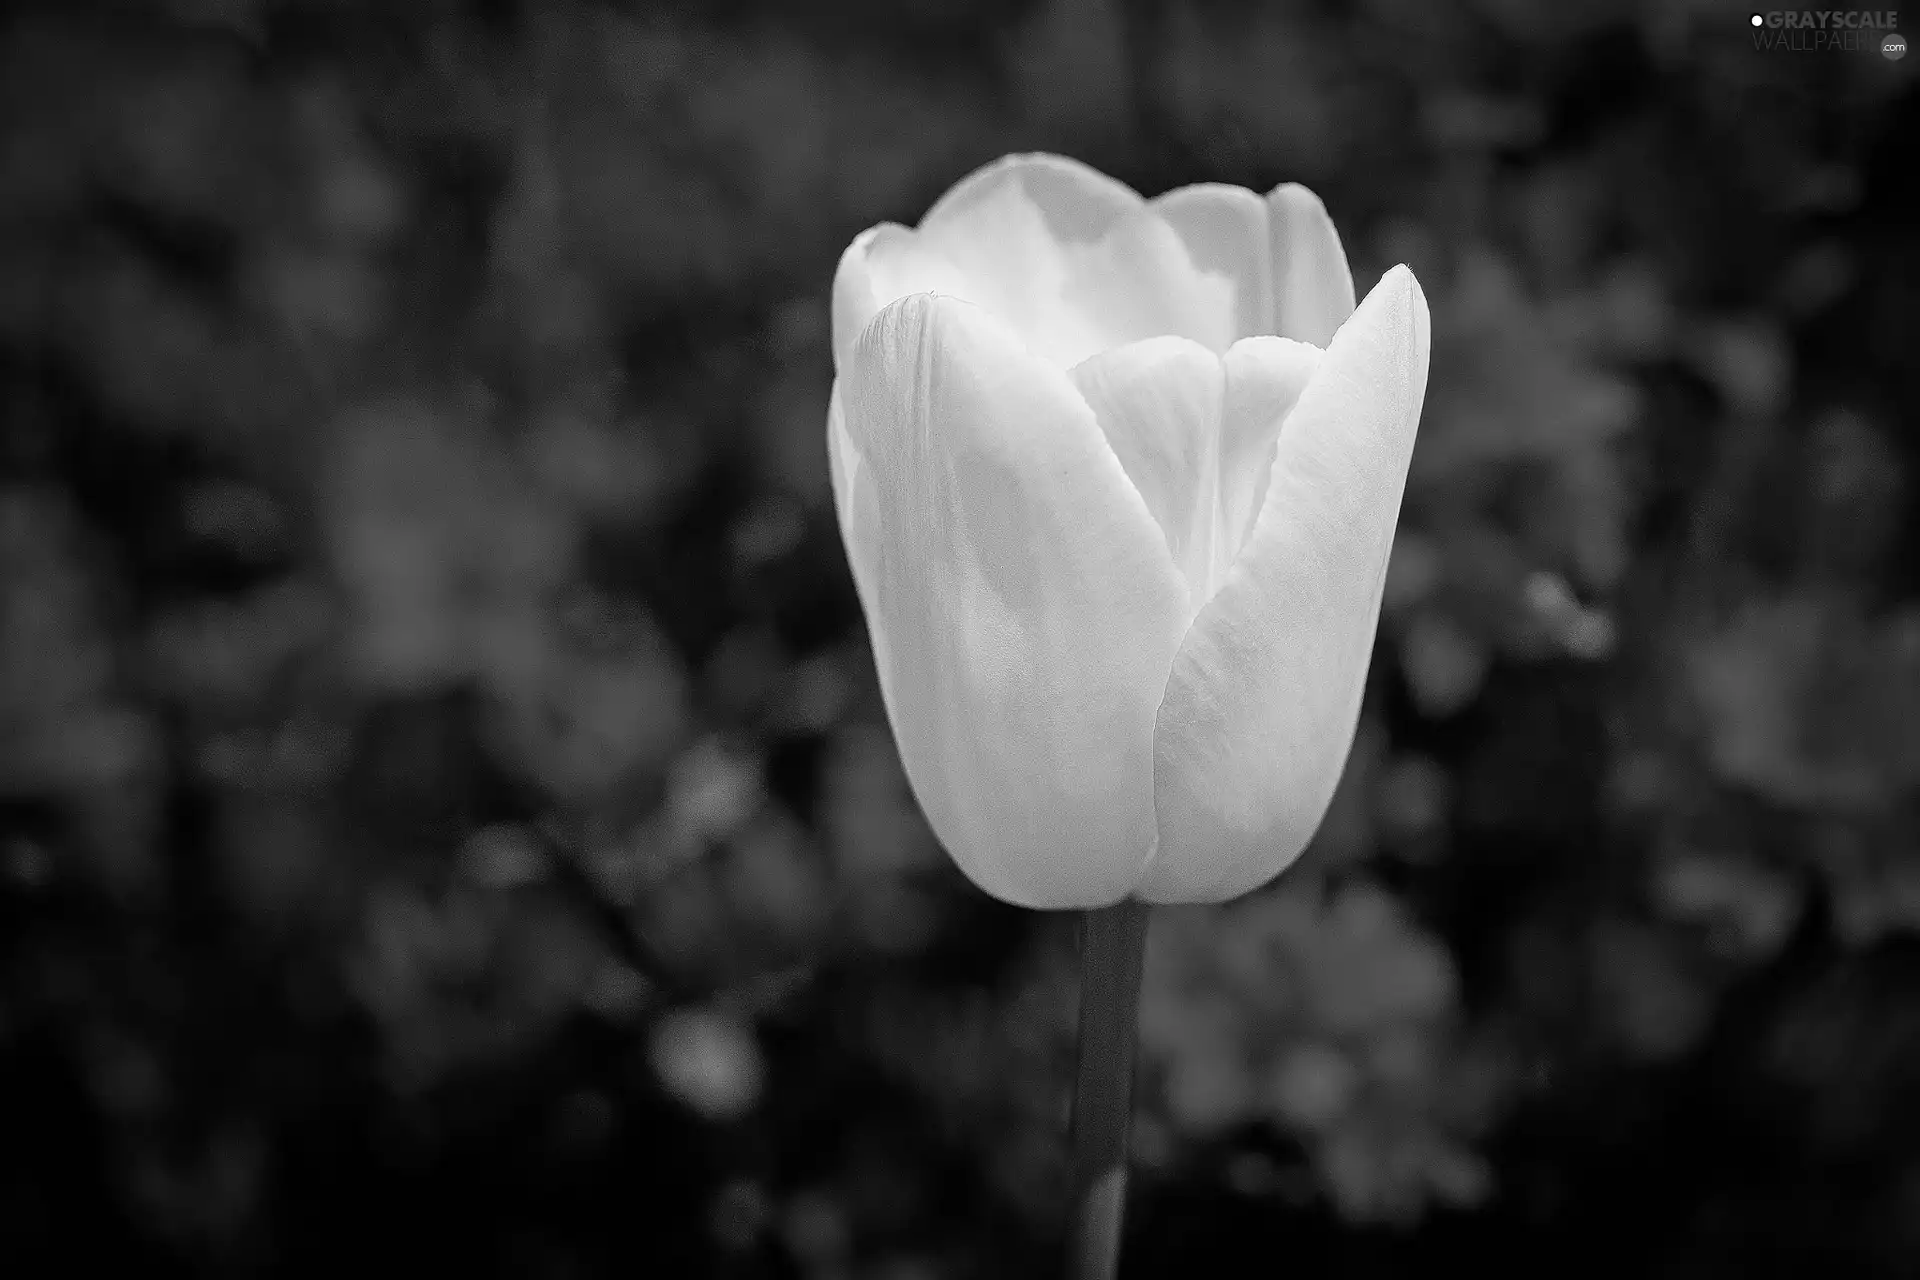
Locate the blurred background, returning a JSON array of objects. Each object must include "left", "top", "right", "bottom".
[{"left": 1, "top": 0, "right": 1916, "bottom": 1275}]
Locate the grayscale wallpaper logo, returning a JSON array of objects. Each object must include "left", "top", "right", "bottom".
[{"left": 1748, "top": 10, "right": 1906, "bottom": 56}]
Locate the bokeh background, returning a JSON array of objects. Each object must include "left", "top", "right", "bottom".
[{"left": 2, "top": 0, "right": 1916, "bottom": 1275}]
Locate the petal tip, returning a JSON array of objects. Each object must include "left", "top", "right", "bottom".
[
  {"left": 919, "top": 152, "right": 1144, "bottom": 238},
  {"left": 1368, "top": 264, "right": 1432, "bottom": 373},
  {"left": 1266, "top": 182, "right": 1333, "bottom": 220},
  {"left": 1379, "top": 261, "right": 1422, "bottom": 297},
  {"left": 834, "top": 221, "right": 910, "bottom": 277},
  {"left": 1263, "top": 183, "right": 1354, "bottom": 347},
  {"left": 1349, "top": 264, "right": 1430, "bottom": 346},
  {"left": 1152, "top": 180, "right": 1264, "bottom": 211},
  {"left": 832, "top": 222, "right": 922, "bottom": 372}
]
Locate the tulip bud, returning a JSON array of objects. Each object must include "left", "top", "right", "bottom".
[{"left": 827, "top": 153, "right": 1430, "bottom": 909}]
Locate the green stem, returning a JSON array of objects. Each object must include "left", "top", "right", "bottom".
[{"left": 1067, "top": 898, "right": 1151, "bottom": 1280}]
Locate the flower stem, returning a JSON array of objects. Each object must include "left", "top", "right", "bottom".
[{"left": 1067, "top": 898, "right": 1151, "bottom": 1280}]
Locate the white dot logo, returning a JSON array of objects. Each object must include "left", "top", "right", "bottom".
[
  {"left": 1750, "top": 12, "right": 1764, "bottom": 26},
  {"left": 1886, "top": 33, "right": 1908, "bottom": 60}
]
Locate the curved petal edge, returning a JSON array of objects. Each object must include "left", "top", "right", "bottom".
[
  {"left": 842, "top": 292, "right": 1190, "bottom": 909},
  {"left": 1268, "top": 183, "right": 1356, "bottom": 348},
  {"left": 1140, "top": 266, "right": 1430, "bottom": 904}
]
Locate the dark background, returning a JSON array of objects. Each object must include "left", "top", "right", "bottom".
[{"left": 2, "top": 0, "right": 1917, "bottom": 1276}]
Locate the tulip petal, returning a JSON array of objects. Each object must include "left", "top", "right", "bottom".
[
  {"left": 901, "top": 153, "right": 1235, "bottom": 366},
  {"left": 1069, "top": 337, "right": 1224, "bottom": 609},
  {"left": 837, "top": 157, "right": 1244, "bottom": 372},
  {"left": 1218, "top": 336, "right": 1323, "bottom": 564},
  {"left": 1268, "top": 183, "right": 1355, "bottom": 347},
  {"left": 1152, "top": 182, "right": 1356, "bottom": 347},
  {"left": 1069, "top": 336, "right": 1322, "bottom": 614},
  {"left": 831, "top": 224, "right": 973, "bottom": 374},
  {"left": 843, "top": 292, "right": 1190, "bottom": 908},
  {"left": 920, "top": 152, "right": 1143, "bottom": 243},
  {"left": 913, "top": 156, "right": 1142, "bottom": 367},
  {"left": 825, "top": 382, "right": 879, "bottom": 618},
  {"left": 1063, "top": 207, "right": 1239, "bottom": 358},
  {"left": 1141, "top": 267, "right": 1430, "bottom": 904},
  {"left": 827, "top": 381, "right": 898, "bottom": 733},
  {"left": 1152, "top": 183, "right": 1274, "bottom": 341}
]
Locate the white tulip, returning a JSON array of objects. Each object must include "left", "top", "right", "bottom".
[{"left": 827, "top": 153, "right": 1430, "bottom": 909}]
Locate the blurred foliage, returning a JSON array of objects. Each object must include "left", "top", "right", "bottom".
[{"left": 2, "top": 0, "right": 1917, "bottom": 1276}]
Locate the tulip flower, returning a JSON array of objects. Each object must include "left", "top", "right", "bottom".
[
  {"left": 828, "top": 153, "right": 1431, "bottom": 910},
  {"left": 828, "top": 152, "right": 1430, "bottom": 1278}
]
